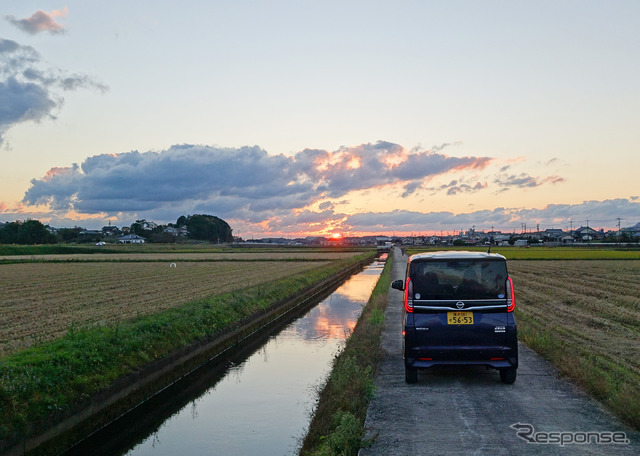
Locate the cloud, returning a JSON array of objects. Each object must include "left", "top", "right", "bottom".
[
  {"left": 494, "top": 172, "right": 565, "bottom": 192},
  {"left": 292, "top": 141, "right": 492, "bottom": 198},
  {"left": 22, "top": 142, "right": 492, "bottom": 220},
  {"left": 0, "top": 77, "right": 58, "bottom": 139},
  {"left": 5, "top": 8, "right": 68, "bottom": 35},
  {"left": 445, "top": 181, "right": 487, "bottom": 196},
  {"left": 0, "top": 38, "right": 107, "bottom": 146},
  {"left": 340, "top": 199, "right": 640, "bottom": 234},
  {"left": 12, "top": 141, "right": 637, "bottom": 236}
]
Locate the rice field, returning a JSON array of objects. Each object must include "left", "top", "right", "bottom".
[
  {"left": 0, "top": 260, "right": 331, "bottom": 356},
  {"left": 509, "top": 260, "right": 640, "bottom": 427},
  {"left": 0, "top": 251, "right": 363, "bottom": 263}
]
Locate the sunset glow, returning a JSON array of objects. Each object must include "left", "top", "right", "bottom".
[{"left": 1, "top": 3, "right": 639, "bottom": 237}]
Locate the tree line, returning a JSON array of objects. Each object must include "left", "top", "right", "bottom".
[{"left": 0, "top": 214, "right": 233, "bottom": 245}]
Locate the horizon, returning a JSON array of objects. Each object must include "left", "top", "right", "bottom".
[
  {"left": 3, "top": 216, "right": 636, "bottom": 241},
  {"left": 2, "top": 2, "right": 639, "bottom": 238}
]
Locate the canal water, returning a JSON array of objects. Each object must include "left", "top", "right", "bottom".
[{"left": 66, "top": 258, "right": 385, "bottom": 456}]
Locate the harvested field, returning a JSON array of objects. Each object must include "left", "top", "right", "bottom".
[
  {"left": 0, "top": 251, "right": 362, "bottom": 263},
  {"left": 0, "top": 260, "right": 329, "bottom": 356},
  {"left": 509, "top": 260, "right": 640, "bottom": 427}
]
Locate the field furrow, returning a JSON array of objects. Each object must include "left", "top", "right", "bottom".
[
  {"left": 509, "top": 260, "right": 640, "bottom": 380},
  {"left": 0, "top": 260, "right": 329, "bottom": 356}
]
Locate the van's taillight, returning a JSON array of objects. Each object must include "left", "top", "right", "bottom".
[
  {"left": 404, "top": 277, "right": 414, "bottom": 313},
  {"left": 506, "top": 276, "right": 515, "bottom": 312}
]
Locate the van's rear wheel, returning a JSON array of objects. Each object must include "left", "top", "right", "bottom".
[
  {"left": 499, "top": 367, "right": 517, "bottom": 384},
  {"left": 405, "top": 365, "right": 417, "bottom": 384}
]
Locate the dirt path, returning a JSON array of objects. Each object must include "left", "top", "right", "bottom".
[{"left": 360, "top": 248, "right": 640, "bottom": 455}]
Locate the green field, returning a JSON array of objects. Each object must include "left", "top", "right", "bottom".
[{"left": 404, "top": 245, "right": 640, "bottom": 260}]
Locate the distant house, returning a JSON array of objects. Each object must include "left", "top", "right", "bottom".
[
  {"left": 102, "top": 225, "right": 122, "bottom": 237},
  {"left": 575, "top": 226, "right": 597, "bottom": 242},
  {"left": 621, "top": 222, "right": 640, "bottom": 236},
  {"left": 119, "top": 234, "right": 146, "bottom": 244},
  {"left": 164, "top": 226, "right": 189, "bottom": 237},
  {"left": 543, "top": 229, "right": 565, "bottom": 242},
  {"left": 79, "top": 229, "right": 102, "bottom": 237}
]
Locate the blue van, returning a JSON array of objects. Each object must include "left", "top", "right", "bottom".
[{"left": 391, "top": 251, "right": 518, "bottom": 384}]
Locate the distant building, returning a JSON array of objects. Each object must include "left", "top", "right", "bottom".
[
  {"left": 164, "top": 226, "right": 189, "bottom": 237},
  {"left": 102, "top": 225, "right": 122, "bottom": 236},
  {"left": 575, "top": 226, "right": 597, "bottom": 242},
  {"left": 79, "top": 230, "right": 102, "bottom": 237},
  {"left": 376, "top": 236, "right": 392, "bottom": 251},
  {"left": 119, "top": 234, "right": 146, "bottom": 244},
  {"left": 621, "top": 222, "right": 640, "bottom": 238}
]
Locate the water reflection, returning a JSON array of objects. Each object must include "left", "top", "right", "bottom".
[{"left": 74, "top": 260, "right": 383, "bottom": 456}]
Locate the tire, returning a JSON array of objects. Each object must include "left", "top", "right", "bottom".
[
  {"left": 500, "top": 367, "right": 517, "bottom": 384},
  {"left": 405, "top": 365, "right": 418, "bottom": 384}
]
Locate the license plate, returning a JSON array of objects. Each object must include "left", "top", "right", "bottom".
[{"left": 447, "top": 311, "right": 473, "bottom": 325}]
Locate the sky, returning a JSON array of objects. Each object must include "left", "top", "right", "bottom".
[{"left": 1, "top": 1, "right": 639, "bottom": 238}]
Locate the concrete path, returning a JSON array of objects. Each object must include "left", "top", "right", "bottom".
[{"left": 360, "top": 247, "right": 640, "bottom": 455}]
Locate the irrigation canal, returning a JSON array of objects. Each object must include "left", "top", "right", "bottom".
[{"left": 63, "top": 257, "right": 386, "bottom": 456}]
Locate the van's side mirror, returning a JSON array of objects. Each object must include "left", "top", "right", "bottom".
[{"left": 391, "top": 279, "right": 405, "bottom": 291}]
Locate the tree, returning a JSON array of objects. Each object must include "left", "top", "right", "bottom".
[
  {"left": 0, "top": 220, "right": 56, "bottom": 244},
  {"left": 181, "top": 214, "right": 233, "bottom": 243},
  {"left": 57, "top": 227, "right": 83, "bottom": 242}
]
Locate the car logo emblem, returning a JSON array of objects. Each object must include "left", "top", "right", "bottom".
[{"left": 456, "top": 301, "right": 465, "bottom": 309}]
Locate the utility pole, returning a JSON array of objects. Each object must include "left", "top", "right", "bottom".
[{"left": 617, "top": 218, "right": 622, "bottom": 238}]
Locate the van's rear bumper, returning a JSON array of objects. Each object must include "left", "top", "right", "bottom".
[{"left": 406, "top": 345, "right": 518, "bottom": 369}]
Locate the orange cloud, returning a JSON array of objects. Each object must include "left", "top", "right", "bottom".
[
  {"left": 7, "top": 7, "right": 69, "bottom": 35},
  {"left": 43, "top": 167, "right": 74, "bottom": 181},
  {"left": 452, "top": 156, "right": 493, "bottom": 171}
]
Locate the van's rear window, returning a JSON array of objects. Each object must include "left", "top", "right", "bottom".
[{"left": 409, "top": 260, "right": 507, "bottom": 300}]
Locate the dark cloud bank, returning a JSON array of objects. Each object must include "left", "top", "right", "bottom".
[{"left": 16, "top": 143, "right": 639, "bottom": 234}]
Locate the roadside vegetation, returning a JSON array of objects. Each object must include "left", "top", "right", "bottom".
[
  {"left": 0, "top": 249, "right": 375, "bottom": 449},
  {"left": 510, "top": 260, "right": 640, "bottom": 430},
  {"left": 300, "top": 254, "right": 392, "bottom": 456}
]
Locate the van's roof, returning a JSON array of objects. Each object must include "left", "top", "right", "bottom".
[{"left": 408, "top": 251, "right": 506, "bottom": 262}]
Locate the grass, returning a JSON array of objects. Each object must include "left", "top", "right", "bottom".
[
  {"left": 0, "top": 251, "right": 375, "bottom": 449},
  {"left": 510, "top": 260, "right": 640, "bottom": 430},
  {"left": 300, "top": 253, "right": 392, "bottom": 455}
]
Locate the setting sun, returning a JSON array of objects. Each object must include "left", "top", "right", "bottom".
[{"left": 331, "top": 233, "right": 342, "bottom": 239}]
